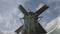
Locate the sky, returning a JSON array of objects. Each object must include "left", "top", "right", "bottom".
[
  {"left": 0, "top": 0, "right": 59, "bottom": 34},
  {"left": 49, "top": 17, "right": 60, "bottom": 34}
]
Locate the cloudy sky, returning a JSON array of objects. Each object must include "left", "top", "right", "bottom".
[{"left": 0, "top": 0, "right": 59, "bottom": 34}]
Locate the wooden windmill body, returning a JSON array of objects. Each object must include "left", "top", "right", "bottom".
[{"left": 15, "top": 4, "right": 49, "bottom": 34}]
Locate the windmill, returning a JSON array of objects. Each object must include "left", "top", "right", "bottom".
[{"left": 15, "top": 4, "right": 49, "bottom": 34}]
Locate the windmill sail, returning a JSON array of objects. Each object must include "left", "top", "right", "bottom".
[
  {"left": 34, "top": 5, "right": 49, "bottom": 16},
  {"left": 19, "top": 5, "right": 28, "bottom": 15},
  {"left": 36, "top": 22, "right": 47, "bottom": 34},
  {"left": 15, "top": 25, "right": 23, "bottom": 33},
  {"left": 15, "top": 4, "right": 49, "bottom": 34}
]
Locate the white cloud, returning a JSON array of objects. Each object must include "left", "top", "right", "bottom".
[
  {"left": 0, "top": 15, "right": 3, "bottom": 23},
  {"left": 18, "top": 13, "right": 24, "bottom": 18},
  {"left": 58, "top": 17, "right": 60, "bottom": 23},
  {"left": 58, "top": 25, "right": 60, "bottom": 29},
  {"left": 0, "top": 0, "right": 29, "bottom": 34},
  {"left": 49, "top": 17, "right": 60, "bottom": 34},
  {"left": 45, "top": 17, "right": 58, "bottom": 33},
  {"left": 5, "top": 21, "right": 11, "bottom": 28},
  {"left": 2, "top": 31, "right": 16, "bottom": 34},
  {"left": 58, "top": 17, "right": 60, "bottom": 29}
]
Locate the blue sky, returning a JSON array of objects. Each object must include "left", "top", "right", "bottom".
[{"left": 0, "top": 0, "right": 59, "bottom": 34}]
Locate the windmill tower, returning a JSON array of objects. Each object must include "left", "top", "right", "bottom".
[{"left": 15, "top": 4, "right": 49, "bottom": 34}]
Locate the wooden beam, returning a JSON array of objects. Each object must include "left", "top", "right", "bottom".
[
  {"left": 19, "top": 5, "right": 28, "bottom": 15},
  {"left": 34, "top": 5, "right": 49, "bottom": 16},
  {"left": 15, "top": 25, "right": 23, "bottom": 34}
]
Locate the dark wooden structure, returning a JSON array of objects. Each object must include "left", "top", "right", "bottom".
[{"left": 15, "top": 4, "right": 49, "bottom": 34}]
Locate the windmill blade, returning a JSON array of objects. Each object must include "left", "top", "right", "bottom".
[
  {"left": 19, "top": 5, "right": 28, "bottom": 15},
  {"left": 35, "top": 5, "right": 49, "bottom": 16},
  {"left": 15, "top": 25, "right": 23, "bottom": 33},
  {"left": 36, "top": 22, "right": 47, "bottom": 34}
]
